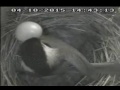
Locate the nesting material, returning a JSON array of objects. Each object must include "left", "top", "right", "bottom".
[{"left": 1, "top": 8, "right": 120, "bottom": 86}]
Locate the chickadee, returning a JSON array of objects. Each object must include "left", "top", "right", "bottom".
[{"left": 16, "top": 21, "right": 120, "bottom": 81}]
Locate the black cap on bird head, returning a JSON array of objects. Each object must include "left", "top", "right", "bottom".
[{"left": 19, "top": 38, "right": 52, "bottom": 76}]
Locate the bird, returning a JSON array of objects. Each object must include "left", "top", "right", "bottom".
[{"left": 15, "top": 21, "right": 120, "bottom": 86}]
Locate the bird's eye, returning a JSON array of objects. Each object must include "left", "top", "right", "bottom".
[{"left": 43, "top": 42, "right": 51, "bottom": 47}]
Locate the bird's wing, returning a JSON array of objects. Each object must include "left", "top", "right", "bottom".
[
  {"left": 41, "top": 35, "right": 98, "bottom": 79},
  {"left": 41, "top": 35, "right": 120, "bottom": 79}
]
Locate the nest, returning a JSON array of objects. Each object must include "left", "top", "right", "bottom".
[{"left": 1, "top": 7, "right": 120, "bottom": 86}]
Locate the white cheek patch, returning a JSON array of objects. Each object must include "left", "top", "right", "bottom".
[
  {"left": 21, "top": 61, "right": 34, "bottom": 73},
  {"left": 42, "top": 43, "right": 60, "bottom": 68}
]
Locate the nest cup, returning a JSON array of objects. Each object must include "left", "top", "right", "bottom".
[{"left": 1, "top": 9, "right": 120, "bottom": 86}]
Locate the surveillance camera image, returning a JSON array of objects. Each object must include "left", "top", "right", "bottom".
[{"left": 1, "top": 7, "right": 120, "bottom": 86}]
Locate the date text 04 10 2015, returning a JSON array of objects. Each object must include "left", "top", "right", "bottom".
[{"left": 10, "top": 7, "right": 116, "bottom": 13}]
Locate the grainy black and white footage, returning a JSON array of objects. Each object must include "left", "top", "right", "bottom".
[{"left": 1, "top": 7, "right": 120, "bottom": 86}]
